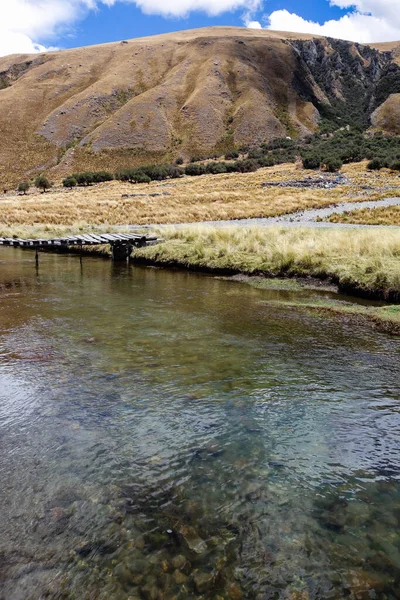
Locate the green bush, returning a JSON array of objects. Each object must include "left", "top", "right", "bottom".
[
  {"left": 225, "top": 151, "right": 239, "bottom": 160},
  {"left": 63, "top": 176, "right": 77, "bottom": 188},
  {"left": 390, "top": 160, "right": 400, "bottom": 171},
  {"left": 17, "top": 182, "right": 29, "bottom": 194},
  {"left": 175, "top": 157, "right": 184, "bottom": 165},
  {"left": 248, "top": 148, "right": 264, "bottom": 160},
  {"left": 367, "top": 158, "right": 383, "bottom": 170},
  {"left": 92, "top": 171, "right": 113, "bottom": 183},
  {"left": 302, "top": 156, "right": 320, "bottom": 170},
  {"left": 72, "top": 171, "right": 94, "bottom": 185},
  {"left": 133, "top": 172, "right": 151, "bottom": 184},
  {"left": 324, "top": 157, "right": 343, "bottom": 172},
  {"left": 205, "top": 162, "right": 227, "bottom": 175},
  {"left": 185, "top": 163, "right": 206, "bottom": 176},
  {"left": 35, "top": 175, "right": 51, "bottom": 192},
  {"left": 235, "top": 159, "right": 260, "bottom": 173}
]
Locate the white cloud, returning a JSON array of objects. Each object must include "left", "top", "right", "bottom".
[
  {"left": 0, "top": 0, "right": 260, "bottom": 57},
  {"left": 246, "top": 20, "right": 262, "bottom": 29},
  {"left": 133, "top": 0, "right": 260, "bottom": 17},
  {"left": 266, "top": 8, "right": 400, "bottom": 43},
  {"left": 263, "top": 0, "right": 400, "bottom": 43}
]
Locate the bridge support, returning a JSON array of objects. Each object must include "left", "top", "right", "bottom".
[{"left": 111, "top": 242, "right": 133, "bottom": 261}]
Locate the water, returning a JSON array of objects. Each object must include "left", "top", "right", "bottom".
[{"left": 0, "top": 248, "right": 400, "bottom": 600}]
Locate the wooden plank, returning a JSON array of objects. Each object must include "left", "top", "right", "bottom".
[
  {"left": 80, "top": 234, "right": 101, "bottom": 243},
  {"left": 97, "top": 234, "right": 118, "bottom": 242},
  {"left": 113, "top": 233, "right": 134, "bottom": 240},
  {"left": 85, "top": 234, "right": 105, "bottom": 243},
  {"left": 104, "top": 234, "right": 125, "bottom": 241}
]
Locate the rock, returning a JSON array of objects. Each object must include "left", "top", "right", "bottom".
[
  {"left": 128, "top": 558, "right": 149, "bottom": 574},
  {"left": 173, "top": 569, "right": 188, "bottom": 584},
  {"left": 172, "top": 554, "right": 186, "bottom": 569},
  {"left": 135, "top": 535, "right": 145, "bottom": 550},
  {"left": 179, "top": 525, "right": 207, "bottom": 554},
  {"left": 114, "top": 562, "right": 134, "bottom": 585},
  {"left": 193, "top": 570, "right": 215, "bottom": 593},
  {"left": 227, "top": 583, "right": 243, "bottom": 599}
]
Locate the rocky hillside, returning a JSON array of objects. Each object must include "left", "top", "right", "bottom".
[{"left": 0, "top": 26, "right": 399, "bottom": 185}]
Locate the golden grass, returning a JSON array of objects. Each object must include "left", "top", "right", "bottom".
[
  {"left": 133, "top": 225, "right": 400, "bottom": 300},
  {"left": 0, "top": 162, "right": 398, "bottom": 234},
  {"left": 327, "top": 205, "right": 400, "bottom": 225}
]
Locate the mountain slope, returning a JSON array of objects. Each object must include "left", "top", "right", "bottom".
[{"left": 0, "top": 27, "right": 399, "bottom": 185}]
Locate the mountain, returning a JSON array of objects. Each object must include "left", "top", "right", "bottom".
[{"left": 0, "top": 26, "right": 399, "bottom": 186}]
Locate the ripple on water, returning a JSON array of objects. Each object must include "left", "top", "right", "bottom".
[{"left": 0, "top": 248, "right": 399, "bottom": 599}]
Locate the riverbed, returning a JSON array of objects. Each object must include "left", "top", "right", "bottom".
[{"left": 0, "top": 248, "right": 399, "bottom": 599}]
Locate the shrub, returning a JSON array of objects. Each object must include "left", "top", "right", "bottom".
[
  {"left": 367, "top": 158, "right": 383, "bottom": 170},
  {"left": 73, "top": 171, "right": 94, "bottom": 185},
  {"left": 225, "top": 151, "right": 239, "bottom": 160},
  {"left": 92, "top": 171, "right": 113, "bottom": 183},
  {"left": 302, "top": 156, "right": 320, "bottom": 170},
  {"left": 205, "top": 162, "right": 227, "bottom": 175},
  {"left": 175, "top": 157, "right": 184, "bottom": 165},
  {"left": 165, "top": 165, "right": 184, "bottom": 179},
  {"left": 390, "top": 160, "right": 400, "bottom": 171},
  {"left": 248, "top": 148, "right": 264, "bottom": 160},
  {"left": 225, "top": 162, "right": 238, "bottom": 173},
  {"left": 63, "top": 176, "right": 77, "bottom": 188},
  {"left": 185, "top": 163, "right": 206, "bottom": 176},
  {"left": 115, "top": 169, "right": 132, "bottom": 182},
  {"left": 17, "top": 182, "right": 29, "bottom": 194},
  {"left": 235, "top": 159, "right": 260, "bottom": 173},
  {"left": 133, "top": 172, "right": 151, "bottom": 184},
  {"left": 323, "top": 157, "right": 343, "bottom": 172},
  {"left": 35, "top": 175, "right": 51, "bottom": 192},
  {"left": 258, "top": 156, "right": 275, "bottom": 168}
]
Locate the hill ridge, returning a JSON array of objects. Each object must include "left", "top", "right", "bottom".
[{"left": 0, "top": 27, "right": 399, "bottom": 185}]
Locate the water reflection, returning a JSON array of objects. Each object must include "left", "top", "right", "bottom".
[{"left": 0, "top": 248, "right": 399, "bottom": 599}]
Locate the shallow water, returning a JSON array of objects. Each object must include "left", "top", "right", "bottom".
[{"left": 0, "top": 248, "right": 400, "bottom": 600}]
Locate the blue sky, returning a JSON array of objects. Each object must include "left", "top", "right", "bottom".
[
  {"left": 56, "top": 1, "right": 348, "bottom": 49},
  {"left": 1, "top": 0, "right": 399, "bottom": 58}
]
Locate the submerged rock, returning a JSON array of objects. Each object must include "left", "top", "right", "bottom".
[
  {"left": 179, "top": 525, "right": 207, "bottom": 555},
  {"left": 173, "top": 569, "right": 188, "bottom": 584},
  {"left": 193, "top": 570, "right": 215, "bottom": 593}
]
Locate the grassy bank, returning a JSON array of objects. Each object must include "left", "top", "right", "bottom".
[
  {"left": 327, "top": 204, "right": 400, "bottom": 225},
  {"left": 132, "top": 225, "right": 400, "bottom": 302}
]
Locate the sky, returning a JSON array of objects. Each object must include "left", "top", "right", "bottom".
[{"left": 1, "top": 0, "right": 400, "bottom": 58}]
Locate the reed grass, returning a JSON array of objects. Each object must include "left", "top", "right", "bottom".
[
  {"left": 327, "top": 205, "right": 400, "bottom": 225},
  {"left": 133, "top": 225, "right": 400, "bottom": 301}
]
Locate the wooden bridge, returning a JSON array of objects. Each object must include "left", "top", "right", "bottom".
[{"left": 0, "top": 232, "right": 162, "bottom": 261}]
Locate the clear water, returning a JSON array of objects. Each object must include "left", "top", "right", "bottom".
[{"left": 0, "top": 248, "right": 400, "bottom": 600}]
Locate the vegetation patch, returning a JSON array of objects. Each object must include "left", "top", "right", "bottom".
[
  {"left": 326, "top": 204, "right": 400, "bottom": 226},
  {"left": 132, "top": 225, "right": 400, "bottom": 303}
]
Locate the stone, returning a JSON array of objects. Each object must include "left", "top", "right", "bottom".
[
  {"left": 114, "top": 562, "right": 134, "bottom": 585},
  {"left": 179, "top": 525, "right": 207, "bottom": 554},
  {"left": 135, "top": 535, "right": 145, "bottom": 549},
  {"left": 172, "top": 555, "right": 186, "bottom": 569},
  {"left": 128, "top": 558, "right": 149, "bottom": 574},
  {"left": 193, "top": 570, "right": 215, "bottom": 593},
  {"left": 173, "top": 569, "right": 188, "bottom": 584},
  {"left": 227, "top": 583, "right": 243, "bottom": 599}
]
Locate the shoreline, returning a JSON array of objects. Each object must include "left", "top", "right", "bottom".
[{"left": 49, "top": 240, "right": 400, "bottom": 336}]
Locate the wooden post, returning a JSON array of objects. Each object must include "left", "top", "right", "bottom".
[
  {"left": 111, "top": 242, "right": 133, "bottom": 261},
  {"left": 35, "top": 247, "right": 39, "bottom": 268}
]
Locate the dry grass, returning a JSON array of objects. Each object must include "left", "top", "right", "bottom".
[
  {"left": 0, "top": 162, "right": 398, "bottom": 235},
  {"left": 133, "top": 224, "right": 400, "bottom": 300},
  {"left": 327, "top": 205, "right": 400, "bottom": 225}
]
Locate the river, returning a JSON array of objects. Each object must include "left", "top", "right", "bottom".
[{"left": 0, "top": 248, "right": 399, "bottom": 599}]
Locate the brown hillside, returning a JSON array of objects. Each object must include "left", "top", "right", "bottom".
[{"left": 0, "top": 26, "right": 399, "bottom": 186}]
